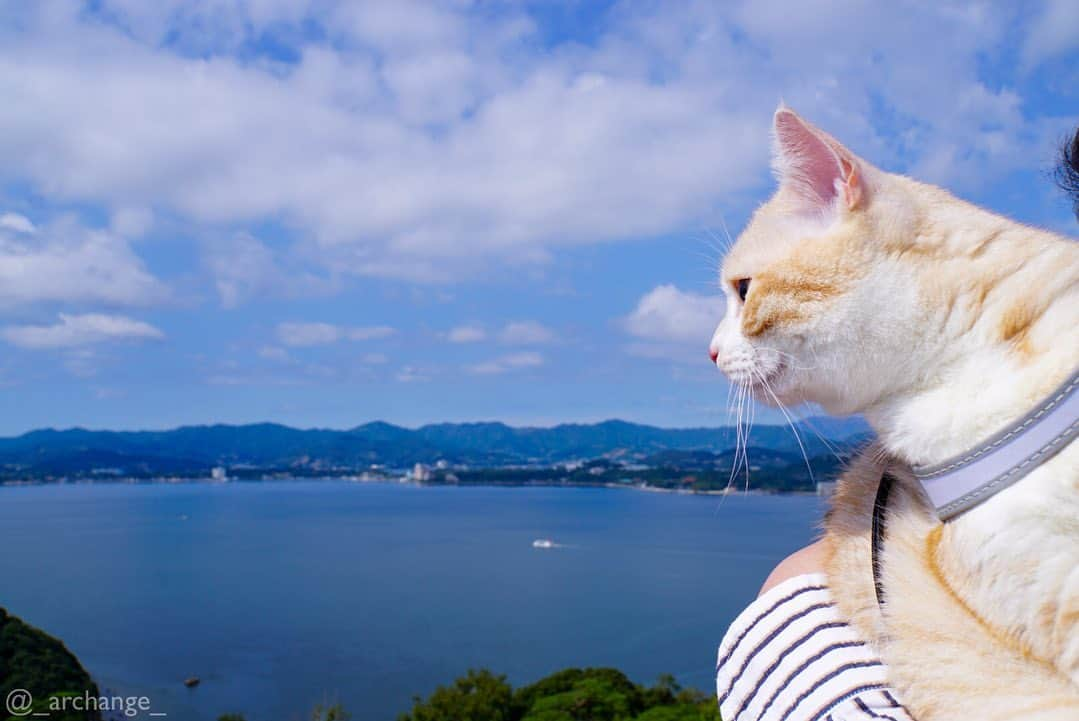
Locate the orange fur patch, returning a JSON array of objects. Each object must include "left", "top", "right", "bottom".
[
  {"left": 927, "top": 525, "right": 1040, "bottom": 663},
  {"left": 740, "top": 250, "right": 851, "bottom": 337},
  {"left": 1036, "top": 589, "right": 1079, "bottom": 662},
  {"left": 741, "top": 277, "right": 812, "bottom": 336},
  {"left": 998, "top": 300, "right": 1043, "bottom": 356}
]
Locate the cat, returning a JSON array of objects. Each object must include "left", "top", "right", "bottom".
[{"left": 709, "top": 106, "right": 1079, "bottom": 720}]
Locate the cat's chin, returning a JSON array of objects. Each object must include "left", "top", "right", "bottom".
[{"left": 745, "top": 358, "right": 791, "bottom": 404}]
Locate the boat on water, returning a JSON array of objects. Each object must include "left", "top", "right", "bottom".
[{"left": 532, "top": 538, "right": 556, "bottom": 549}]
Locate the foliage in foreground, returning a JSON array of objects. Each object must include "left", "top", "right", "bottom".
[
  {"left": 397, "top": 668, "right": 720, "bottom": 721},
  {"left": 0, "top": 608, "right": 101, "bottom": 721},
  {"left": 217, "top": 703, "right": 349, "bottom": 721},
  {"left": 215, "top": 668, "right": 721, "bottom": 721}
]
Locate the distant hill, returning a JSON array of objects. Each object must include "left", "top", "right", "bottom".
[{"left": 0, "top": 417, "right": 871, "bottom": 481}]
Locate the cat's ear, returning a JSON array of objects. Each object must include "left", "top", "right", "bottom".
[{"left": 772, "top": 107, "right": 864, "bottom": 214}]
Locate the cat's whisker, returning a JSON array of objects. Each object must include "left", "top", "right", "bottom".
[
  {"left": 696, "top": 229, "right": 730, "bottom": 264},
  {"left": 787, "top": 392, "right": 848, "bottom": 464},
  {"left": 872, "top": 444, "right": 891, "bottom": 467},
  {"left": 703, "top": 227, "right": 733, "bottom": 256},
  {"left": 800, "top": 411, "right": 845, "bottom": 460},
  {"left": 708, "top": 227, "right": 732, "bottom": 250},
  {"left": 792, "top": 344, "right": 852, "bottom": 458},
  {"left": 745, "top": 385, "right": 757, "bottom": 492},
  {"left": 692, "top": 247, "right": 722, "bottom": 270},
  {"left": 729, "top": 379, "right": 750, "bottom": 492},
  {"left": 752, "top": 366, "right": 815, "bottom": 484},
  {"left": 725, "top": 382, "right": 733, "bottom": 490},
  {"left": 725, "top": 373, "right": 739, "bottom": 428},
  {"left": 740, "top": 382, "right": 752, "bottom": 491},
  {"left": 717, "top": 215, "right": 736, "bottom": 253},
  {"left": 752, "top": 345, "right": 820, "bottom": 372},
  {"left": 731, "top": 380, "right": 744, "bottom": 488},
  {"left": 723, "top": 377, "right": 738, "bottom": 491}
]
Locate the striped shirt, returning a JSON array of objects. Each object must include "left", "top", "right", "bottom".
[{"left": 716, "top": 573, "right": 916, "bottom": 721}]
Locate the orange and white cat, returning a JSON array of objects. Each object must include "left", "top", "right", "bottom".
[{"left": 710, "top": 107, "right": 1079, "bottom": 720}]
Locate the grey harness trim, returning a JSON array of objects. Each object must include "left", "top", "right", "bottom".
[{"left": 912, "top": 368, "right": 1079, "bottom": 520}]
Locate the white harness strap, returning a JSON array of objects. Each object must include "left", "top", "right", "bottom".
[{"left": 912, "top": 369, "right": 1079, "bottom": 520}]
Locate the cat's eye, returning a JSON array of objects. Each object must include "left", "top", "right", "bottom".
[{"left": 735, "top": 278, "right": 751, "bottom": 302}]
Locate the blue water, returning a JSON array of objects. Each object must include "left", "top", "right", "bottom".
[{"left": 0, "top": 482, "right": 823, "bottom": 720}]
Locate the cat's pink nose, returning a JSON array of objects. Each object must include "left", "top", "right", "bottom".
[{"left": 709, "top": 347, "right": 719, "bottom": 364}]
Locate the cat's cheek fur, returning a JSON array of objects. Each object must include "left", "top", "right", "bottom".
[{"left": 722, "top": 262, "right": 921, "bottom": 416}]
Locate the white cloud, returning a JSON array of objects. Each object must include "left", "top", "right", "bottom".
[
  {"left": 447, "top": 325, "right": 486, "bottom": 343},
  {"left": 0, "top": 212, "right": 35, "bottom": 234},
  {"left": 257, "top": 345, "right": 290, "bottom": 361},
  {"left": 208, "top": 234, "right": 282, "bottom": 309},
  {"left": 0, "top": 1, "right": 1068, "bottom": 289},
  {"left": 725, "top": 0, "right": 1055, "bottom": 189},
  {"left": 63, "top": 348, "right": 102, "bottom": 378},
  {"left": 109, "top": 206, "right": 154, "bottom": 238},
  {"left": 469, "top": 351, "right": 544, "bottom": 375},
  {"left": 0, "top": 3, "right": 759, "bottom": 283},
  {"left": 1, "top": 313, "right": 165, "bottom": 349},
  {"left": 623, "top": 284, "right": 724, "bottom": 362},
  {"left": 275, "top": 321, "right": 396, "bottom": 347},
  {"left": 205, "top": 232, "right": 332, "bottom": 308},
  {"left": 1022, "top": 0, "right": 1079, "bottom": 68},
  {"left": 500, "top": 321, "right": 556, "bottom": 345},
  {"left": 360, "top": 352, "right": 388, "bottom": 365},
  {"left": 0, "top": 215, "right": 166, "bottom": 308},
  {"left": 93, "top": 385, "right": 124, "bottom": 399},
  {"left": 447, "top": 321, "right": 555, "bottom": 345},
  {"left": 396, "top": 365, "right": 431, "bottom": 383},
  {"left": 347, "top": 326, "right": 397, "bottom": 341},
  {"left": 277, "top": 323, "right": 339, "bottom": 347}
]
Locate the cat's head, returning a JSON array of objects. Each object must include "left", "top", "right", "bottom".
[{"left": 710, "top": 106, "right": 927, "bottom": 416}]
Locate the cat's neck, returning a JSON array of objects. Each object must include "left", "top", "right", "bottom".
[
  {"left": 864, "top": 212, "right": 1079, "bottom": 469},
  {"left": 866, "top": 352, "right": 1076, "bottom": 468}
]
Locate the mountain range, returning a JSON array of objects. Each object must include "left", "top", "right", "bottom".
[{"left": 0, "top": 416, "right": 871, "bottom": 480}]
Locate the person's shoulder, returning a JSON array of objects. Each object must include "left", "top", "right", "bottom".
[{"left": 758, "top": 541, "right": 826, "bottom": 597}]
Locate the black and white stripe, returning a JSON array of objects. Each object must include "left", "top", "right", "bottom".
[{"left": 716, "top": 573, "right": 916, "bottom": 721}]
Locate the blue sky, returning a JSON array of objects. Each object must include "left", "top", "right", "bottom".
[{"left": 0, "top": 1, "right": 1076, "bottom": 435}]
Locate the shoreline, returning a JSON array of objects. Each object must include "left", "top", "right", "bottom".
[{"left": 0, "top": 475, "right": 818, "bottom": 496}]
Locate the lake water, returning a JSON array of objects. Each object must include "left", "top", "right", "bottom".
[{"left": 0, "top": 481, "right": 823, "bottom": 720}]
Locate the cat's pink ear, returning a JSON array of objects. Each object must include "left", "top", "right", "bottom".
[{"left": 772, "top": 108, "right": 863, "bottom": 213}]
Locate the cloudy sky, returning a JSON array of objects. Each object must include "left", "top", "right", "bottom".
[{"left": 0, "top": 0, "right": 1076, "bottom": 434}]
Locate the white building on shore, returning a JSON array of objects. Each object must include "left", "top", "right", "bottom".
[{"left": 816, "top": 480, "right": 837, "bottom": 497}]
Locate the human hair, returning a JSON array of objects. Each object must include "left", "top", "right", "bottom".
[{"left": 1054, "top": 125, "right": 1079, "bottom": 220}]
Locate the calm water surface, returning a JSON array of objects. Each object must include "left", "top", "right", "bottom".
[{"left": 0, "top": 482, "right": 823, "bottom": 720}]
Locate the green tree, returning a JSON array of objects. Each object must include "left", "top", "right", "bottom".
[
  {"left": 513, "top": 667, "right": 643, "bottom": 718},
  {"left": 0, "top": 608, "right": 101, "bottom": 721},
  {"left": 311, "top": 703, "right": 350, "bottom": 721},
  {"left": 399, "top": 666, "right": 721, "bottom": 721},
  {"left": 636, "top": 705, "right": 720, "bottom": 721},
  {"left": 397, "top": 669, "right": 513, "bottom": 721},
  {"left": 521, "top": 676, "right": 637, "bottom": 721},
  {"left": 640, "top": 673, "right": 680, "bottom": 707}
]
